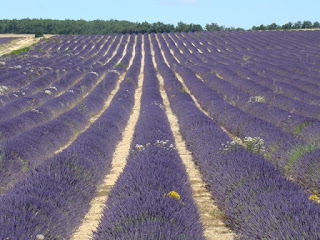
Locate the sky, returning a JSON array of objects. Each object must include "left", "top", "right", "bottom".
[{"left": 1, "top": 0, "right": 319, "bottom": 29}]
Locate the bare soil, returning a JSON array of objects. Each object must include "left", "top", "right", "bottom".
[
  {"left": 152, "top": 35, "right": 235, "bottom": 240},
  {"left": 0, "top": 34, "right": 55, "bottom": 56},
  {"left": 71, "top": 36, "right": 143, "bottom": 239}
]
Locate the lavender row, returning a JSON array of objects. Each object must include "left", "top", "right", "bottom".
[
  {"left": 160, "top": 33, "right": 320, "bottom": 192},
  {"left": 185, "top": 31, "right": 320, "bottom": 94},
  {"left": 0, "top": 36, "right": 122, "bottom": 140},
  {"left": 170, "top": 32, "right": 320, "bottom": 140},
  {"left": 177, "top": 32, "right": 320, "bottom": 111},
  {"left": 152, "top": 33, "right": 320, "bottom": 239},
  {"left": 94, "top": 34, "right": 204, "bottom": 239},
  {"left": 158, "top": 33, "right": 296, "bottom": 164},
  {"left": 170, "top": 32, "right": 320, "bottom": 189},
  {"left": 0, "top": 35, "right": 110, "bottom": 100},
  {"left": 0, "top": 34, "right": 133, "bottom": 193},
  {"left": 0, "top": 70, "right": 80, "bottom": 121},
  {"left": 165, "top": 33, "right": 320, "bottom": 142},
  {"left": 0, "top": 34, "right": 142, "bottom": 239},
  {"left": 0, "top": 35, "right": 120, "bottom": 123},
  {"left": 0, "top": 37, "right": 16, "bottom": 45},
  {"left": 191, "top": 31, "right": 320, "bottom": 103}
]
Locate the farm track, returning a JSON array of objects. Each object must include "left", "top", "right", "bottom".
[
  {"left": 152, "top": 35, "right": 235, "bottom": 239},
  {"left": 71, "top": 35, "right": 142, "bottom": 239},
  {"left": 0, "top": 35, "right": 39, "bottom": 56}
]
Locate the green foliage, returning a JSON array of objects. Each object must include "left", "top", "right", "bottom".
[
  {"left": 10, "top": 46, "right": 30, "bottom": 55},
  {"left": 114, "top": 63, "right": 127, "bottom": 71},
  {"left": 293, "top": 121, "right": 311, "bottom": 136},
  {"left": 0, "top": 18, "right": 196, "bottom": 34},
  {"left": 79, "top": 102, "right": 87, "bottom": 112},
  {"left": 0, "top": 145, "right": 4, "bottom": 168},
  {"left": 0, "top": 18, "right": 317, "bottom": 35},
  {"left": 285, "top": 142, "right": 318, "bottom": 174},
  {"left": 80, "top": 85, "right": 86, "bottom": 95},
  {"left": 35, "top": 29, "right": 44, "bottom": 38},
  {"left": 179, "top": 86, "right": 186, "bottom": 93},
  {"left": 175, "top": 21, "right": 203, "bottom": 32},
  {"left": 252, "top": 20, "right": 319, "bottom": 31},
  {"left": 205, "top": 23, "right": 224, "bottom": 31}
]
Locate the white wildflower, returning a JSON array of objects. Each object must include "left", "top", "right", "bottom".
[
  {"left": 108, "top": 69, "right": 120, "bottom": 75},
  {"left": 0, "top": 85, "right": 9, "bottom": 95},
  {"left": 31, "top": 109, "right": 43, "bottom": 114},
  {"left": 248, "top": 96, "right": 265, "bottom": 103},
  {"left": 36, "top": 234, "right": 45, "bottom": 240},
  {"left": 88, "top": 71, "right": 98, "bottom": 76}
]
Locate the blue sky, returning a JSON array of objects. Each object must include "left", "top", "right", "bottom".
[{"left": 1, "top": 0, "right": 319, "bottom": 29}]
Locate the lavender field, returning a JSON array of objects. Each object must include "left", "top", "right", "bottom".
[{"left": 0, "top": 31, "right": 320, "bottom": 239}]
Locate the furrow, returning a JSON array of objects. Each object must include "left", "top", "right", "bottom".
[
  {"left": 71, "top": 35, "right": 144, "bottom": 239},
  {"left": 55, "top": 35, "right": 135, "bottom": 155},
  {"left": 152, "top": 35, "right": 235, "bottom": 240}
]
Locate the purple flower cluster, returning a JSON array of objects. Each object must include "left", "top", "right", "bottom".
[
  {"left": 0, "top": 34, "right": 142, "bottom": 239},
  {"left": 93, "top": 34, "right": 204, "bottom": 239},
  {"left": 162, "top": 31, "right": 320, "bottom": 192},
  {"left": 151, "top": 32, "right": 320, "bottom": 239},
  {"left": 0, "top": 34, "right": 133, "bottom": 193},
  {"left": 0, "top": 37, "right": 16, "bottom": 45}
]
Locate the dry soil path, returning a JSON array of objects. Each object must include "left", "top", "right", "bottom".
[
  {"left": 71, "top": 36, "right": 144, "bottom": 239},
  {"left": 152, "top": 35, "right": 235, "bottom": 239},
  {"left": 0, "top": 34, "right": 54, "bottom": 56}
]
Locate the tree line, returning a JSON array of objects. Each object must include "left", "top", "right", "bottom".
[
  {"left": 252, "top": 20, "right": 320, "bottom": 31},
  {"left": 0, "top": 19, "right": 319, "bottom": 35},
  {"left": 0, "top": 19, "right": 204, "bottom": 34}
]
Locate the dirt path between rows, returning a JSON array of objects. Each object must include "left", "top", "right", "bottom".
[
  {"left": 151, "top": 35, "right": 235, "bottom": 239},
  {"left": 71, "top": 36, "right": 144, "bottom": 240},
  {"left": 166, "top": 34, "right": 244, "bottom": 147},
  {"left": 54, "top": 35, "right": 127, "bottom": 155},
  {"left": 0, "top": 34, "right": 55, "bottom": 56},
  {"left": 0, "top": 35, "right": 130, "bottom": 197}
]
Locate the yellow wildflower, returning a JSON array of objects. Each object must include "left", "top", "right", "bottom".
[
  {"left": 309, "top": 195, "right": 320, "bottom": 202},
  {"left": 165, "top": 191, "right": 180, "bottom": 200},
  {"left": 164, "top": 191, "right": 184, "bottom": 204}
]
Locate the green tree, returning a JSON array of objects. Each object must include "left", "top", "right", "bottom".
[
  {"left": 293, "top": 21, "right": 302, "bottom": 29},
  {"left": 282, "top": 22, "right": 293, "bottom": 29},
  {"left": 313, "top": 21, "right": 320, "bottom": 28},
  {"left": 205, "top": 23, "right": 224, "bottom": 31},
  {"left": 302, "top": 21, "right": 312, "bottom": 29},
  {"left": 266, "top": 23, "right": 279, "bottom": 30}
]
